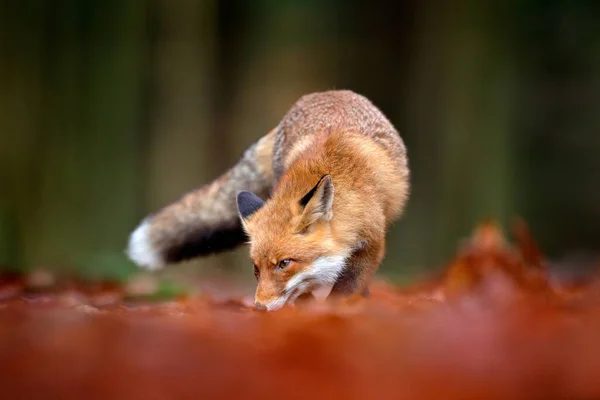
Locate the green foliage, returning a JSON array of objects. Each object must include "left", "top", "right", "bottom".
[
  {"left": 78, "top": 252, "right": 139, "bottom": 284},
  {"left": 125, "top": 279, "right": 190, "bottom": 303}
]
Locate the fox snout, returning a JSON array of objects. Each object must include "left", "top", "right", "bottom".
[
  {"left": 254, "top": 290, "right": 284, "bottom": 311},
  {"left": 254, "top": 278, "right": 315, "bottom": 311},
  {"left": 254, "top": 281, "right": 292, "bottom": 311}
]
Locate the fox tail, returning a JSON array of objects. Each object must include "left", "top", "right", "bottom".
[{"left": 126, "top": 130, "right": 276, "bottom": 270}]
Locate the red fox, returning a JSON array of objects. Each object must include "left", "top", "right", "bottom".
[{"left": 127, "top": 90, "right": 410, "bottom": 310}]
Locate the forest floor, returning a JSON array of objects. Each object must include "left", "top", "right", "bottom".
[{"left": 1, "top": 222, "right": 600, "bottom": 400}]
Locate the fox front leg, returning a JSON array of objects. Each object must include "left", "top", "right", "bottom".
[{"left": 329, "top": 237, "right": 385, "bottom": 299}]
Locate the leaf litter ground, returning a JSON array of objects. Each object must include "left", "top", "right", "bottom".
[{"left": 1, "top": 222, "right": 600, "bottom": 400}]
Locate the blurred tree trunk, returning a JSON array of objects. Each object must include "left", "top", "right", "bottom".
[
  {"left": 207, "top": 0, "right": 341, "bottom": 279},
  {"left": 0, "top": 2, "right": 47, "bottom": 268},
  {"left": 1, "top": 1, "right": 146, "bottom": 276},
  {"left": 514, "top": 1, "right": 600, "bottom": 256},
  {"left": 143, "top": 0, "right": 222, "bottom": 277},
  {"left": 394, "top": 1, "right": 518, "bottom": 270}
]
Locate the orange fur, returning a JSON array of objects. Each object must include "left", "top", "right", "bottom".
[{"left": 243, "top": 122, "right": 409, "bottom": 308}]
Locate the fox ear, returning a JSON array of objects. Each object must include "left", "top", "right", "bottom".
[
  {"left": 237, "top": 191, "right": 265, "bottom": 221},
  {"left": 298, "top": 174, "right": 334, "bottom": 230}
]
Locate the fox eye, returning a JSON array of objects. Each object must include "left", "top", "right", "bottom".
[
  {"left": 253, "top": 265, "right": 260, "bottom": 280},
  {"left": 277, "top": 259, "right": 292, "bottom": 270}
]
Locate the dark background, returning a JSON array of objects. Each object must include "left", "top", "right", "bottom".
[{"left": 1, "top": 0, "right": 599, "bottom": 284}]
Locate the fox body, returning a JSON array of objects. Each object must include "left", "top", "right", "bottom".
[{"left": 127, "top": 90, "right": 410, "bottom": 310}]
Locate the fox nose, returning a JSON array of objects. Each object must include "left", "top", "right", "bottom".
[{"left": 254, "top": 302, "right": 267, "bottom": 311}]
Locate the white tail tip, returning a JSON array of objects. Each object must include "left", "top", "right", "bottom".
[{"left": 126, "top": 219, "right": 165, "bottom": 271}]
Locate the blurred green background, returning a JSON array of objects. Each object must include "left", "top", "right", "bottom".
[{"left": 1, "top": 1, "right": 599, "bottom": 284}]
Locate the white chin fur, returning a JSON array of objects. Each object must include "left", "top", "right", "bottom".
[
  {"left": 264, "top": 253, "right": 348, "bottom": 311},
  {"left": 285, "top": 253, "right": 349, "bottom": 293},
  {"left": 264, "top": 282, "right": 334, "bottom": 311},
  {"left": 265, "top": 296, "right": 288, "bottom": 311},
  {"left": 126, "top": 219, "right": 165, "bottom": 271}
]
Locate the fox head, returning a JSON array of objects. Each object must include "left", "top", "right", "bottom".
[{"left": 236, "top": 174, "right": 348, "bottom": 311}]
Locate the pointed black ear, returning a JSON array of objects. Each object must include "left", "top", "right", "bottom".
[{"left": 237, "top": 191, "right": 265, "bottom": 220}]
